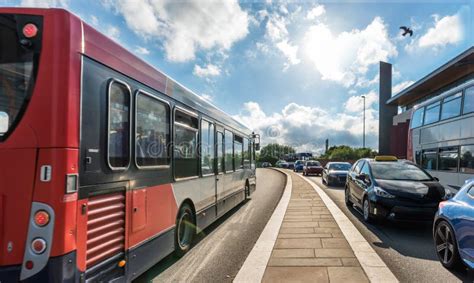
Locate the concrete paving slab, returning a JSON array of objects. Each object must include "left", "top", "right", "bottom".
[{"left": 262, "top": 267, "right": 329, "bottom": 283}]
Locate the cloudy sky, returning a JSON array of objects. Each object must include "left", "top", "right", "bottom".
[{"left": 2, "top": 0, "right": 473, "bottom": 153}]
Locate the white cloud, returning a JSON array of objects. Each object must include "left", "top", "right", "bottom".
[
  {"left": 344, "top": 91, "right": 378, "bottom": 113},
  {"left": 89, "top": 15, "right": 99, "bottom": 27},
  {"left": 306, "top": 5, "right": 325, "bottom": 20},
  {"left": 356, "top": 74, "right": 379, "bottom": 88},
  {"left": 303, "top": 17, "right": 397, "bottom": 87},
  {"left": 234, "top": 100, "right": 379, "bottom": 153},
  {"left": 111, "top": 0, "right": 249, "bottom": 62},
  {"left": 134, "top": 46, "right": 150, "bottom": 55},
  {"left": 264, "top": 14, "right": 300, "bottom": 70},
  {"left": 193, "top": 64, "right": 221, "bottom": 78},
  {"left": 104, "top": 25, "right": 120, "bottom": 42},
  {"left": 419, "top": 14, "right": 463, "bottom": 49},
  {"left": 20, "top": 0, "right": 67, "bottom": 7},
  {"left": 392, "top": 80, "right": 415, "bottom": 95}
]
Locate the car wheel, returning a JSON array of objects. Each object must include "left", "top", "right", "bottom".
[
  {"left": 363, "top": 197, "right": 373, "bottom": 223},
  {"left": 434, "top": 220, "right": 462, "bottom": 269},
  {"left": 174, "top": 203, "right": 195, "bottom": 257},
  {"left": 345, "top": 187, "right": 352, "bottom": 207}
]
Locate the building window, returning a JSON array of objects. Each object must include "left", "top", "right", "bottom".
[
  {"left": 108, "top": 80, "right": 131, "bottom": 169},
  {"left": 460, "top": 145, "right": 474, "bottom": 174},
  {"left": 441, "top": 92, "right": 462, "bottom": 120},
  {"left": 224, "top": 130, "right": 233, "bottom": 172},
  {"left": 415, "top": 150, "right": 422, "bottom": 166},
  {"left": 463, "top": 86, "right": 474, "bottom": 114},
  {"left": 135, "top": 92, "right": 170, "bottom": 168},
  {"left": 411, "top": 108, "right": 424, "bottom": 128},
  {"left": 421, "top": 149, "right": 437, "bottom": 170},
  {"left": 234, "top": 135, "right": 243, "bottom": 170},
  {"left": 217, "top": 132, "right": 224, "bottom": 173},
  {"left": 200, "top": 119, "right": 215, "bottom": 175},
  {"left": 423, "top": 101, "right": 440, "bottom": 125},
  {"left": 438, "top": 147, "right": 458, "bottom": 172},
  {"left": 174, "top": 109, "right": 198, "bottom": 179}
]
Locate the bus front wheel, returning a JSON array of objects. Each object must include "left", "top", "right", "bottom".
[{"left": 174, "top": 203, "right": 195, "bottom": 257}]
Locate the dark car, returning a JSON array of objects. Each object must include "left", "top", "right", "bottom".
[
  {"left": 287, "top": 162, "right": 295, "bottom": 170},
  {"left": 294, "top": 160, "right": 305, "bottom": 172},
  {"left": 261, "top": 162, "right": 272, "bottom": 168},
  {"left": 345, "top": 156, "right": 452, "bottom": 223},
  {"left": 433, "top": 180, "right": 474, "bottom": 270},
  {"left": 322, "top": 162, "right": 352, "bottom": 186},
  {"left": 303, "top": 161, "right": 323, "bottom": 176}
]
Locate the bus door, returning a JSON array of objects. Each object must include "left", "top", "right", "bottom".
[{"left": 216, "top": 131, "right": 225, "bottom": 215}]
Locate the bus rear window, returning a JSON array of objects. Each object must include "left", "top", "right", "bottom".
[{"left": 0, "top": 14, "right": 42, "bottom": 139}]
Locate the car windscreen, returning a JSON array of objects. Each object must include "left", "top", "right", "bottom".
[
  {"left": 0, "top": 14, "right": 42, "bottom": 139},
  {"left": 370, "top": 162, "right": 432, "bottom": 181},
  {"left": 329, "top": 163, "right": 351, "bottom": 171},
  {"left": 306, "top": 161, "right": 320, "bottom": 166}
]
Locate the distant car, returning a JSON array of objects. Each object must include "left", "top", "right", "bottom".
[
  {"left": 261, "top": 162, "right": 272, "bottom": 168},
  {"left": 276, "top": 160, "right": 286, "bottom": 168},
  {"left": 287, "top": 162, "right": 295, "bottom": 170},
  {"left": 433, "top": 180, "right": 474, "bottom": 270},
  {"left": 322, "top": 162, "right": 352, "bottom": 186},
  {"left": 294, "top": 160, "right": 305, "bottom": 172},
  {"left": 303, "top": 161, "right": 323, "bottom": 176},
  {"left": 345, "top": 156, "right": 452, "bottom": 223}
]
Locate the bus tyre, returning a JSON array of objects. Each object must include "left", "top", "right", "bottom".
[
  {"left": 245, "top": 183, "right": 250, "bottom": 200},
  {"left": 174, "top": 203, "right": 195, "bottom": 257}
]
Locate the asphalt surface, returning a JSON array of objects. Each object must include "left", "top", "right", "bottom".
[
  {"left": 134, "top": 168, "right": 286, "bottom": 283},
  {"left": 306, "top": 173, "right": 474, "bottom": 283}
]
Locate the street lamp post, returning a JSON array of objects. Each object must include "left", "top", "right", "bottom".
[{"left": 361, "top": 95, "right": 366, "bottom": 148}]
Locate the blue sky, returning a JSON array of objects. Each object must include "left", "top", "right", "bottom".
[{"left": 2, "top": 0, "right": 473, "bottom": 153}]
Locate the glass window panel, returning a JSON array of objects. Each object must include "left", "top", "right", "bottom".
[
  {"left": 136, "top": 93, "right": 169, "bottom": 167},
  {"left": 243, "top": 138, "right": 250, "bottom": 169},
  {"left": 438, "top": 147, "right": 458, "bottom": 172},
  {"left": 422, "top": 149, "right": 437, "bottom": 170},
  {"left": 217, "top": 132, "right": 224, "bottom": 173},
  {"left": 234, "top": 139, "right": 243, "bottom": 170},
  {"left": 411, "top": 108, "right": 424, "bottom": 128},
  {"left": 424, "top": 102, "right": 440, "bottom": 125},
  {"left": 225, "top": 130, "right": 233, "bottom": 172},
  {"left": 200, "top": 120, "right": 215, "bottom": 175},
  {"left": 174, "top": 111, "right": 198, "bottom": 178},
  {"left": 460, "top": 145, "right": 474, "bottom": 174},
  {"left": 441, "top": 93, "right": 461, "bottom": 120},
  {"left": 463, "top": 86, "right": 474, "bottom": 114},
  {"left": 108, "top": 81, "right": 130, "bottom": 169}
]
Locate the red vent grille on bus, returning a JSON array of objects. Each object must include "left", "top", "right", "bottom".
[{"left": 86, "top": 192, "right": 125, "bottom": 268}]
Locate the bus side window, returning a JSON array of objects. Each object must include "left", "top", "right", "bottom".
[
  {"left": 224, "top": 130, "right": 233, "bottom": 173},
  {"left": 107, "top": 80, "right": 131, "bottom": 170},
  {"left": 135, "top": 91, "right": 170, "bottom": 168},
  {"left": 243, "top": 138, "right": 250, "bottom": 169},
  {"left": 217, "top": 132, "right": 224, "bottom": 173},
  {"left": 234, "top": 135, "right": 243, "bottom": 170},
  {"left": 200, "top": 119, "right": 215, "bottom": 175},
  {"left": 174, "top": 109, "right": 199, "bottom": 179}
]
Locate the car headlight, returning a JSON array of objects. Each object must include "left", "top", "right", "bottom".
[
  {"left": 374, "top": 186, "right": 395, "bottom": 198},
  {"left": 443, "top": 187, "right": 455, "bottom": 200}
]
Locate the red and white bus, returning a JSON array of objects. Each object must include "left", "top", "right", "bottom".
[{"left": 0, "top": 8, "right": 257, "bottom": 282}]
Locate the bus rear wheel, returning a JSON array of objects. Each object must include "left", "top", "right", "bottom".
[{"left": 174, "top": 203, "right": 195, "bottom": 257}]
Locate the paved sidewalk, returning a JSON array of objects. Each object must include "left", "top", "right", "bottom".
[{"left": 262, "top": 171, "right": 369, "bottom": 283}]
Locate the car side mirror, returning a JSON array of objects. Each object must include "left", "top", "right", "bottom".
[
  {"left": 0, "top": 111, "right": 9, "bottom": 134},
  {"left": 433, "top": 177, "right": 439, "bottom": 182}
]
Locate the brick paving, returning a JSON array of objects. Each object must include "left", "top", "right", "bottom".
[{"left": 262, "top": 172, "right": 369, "bottom": 283}]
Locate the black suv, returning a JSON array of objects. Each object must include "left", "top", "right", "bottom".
[{"left": 345, "top": 156, "right": 453, "bottom": 223}]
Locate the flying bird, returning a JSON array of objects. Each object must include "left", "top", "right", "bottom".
[{"left": 400, "top": 26, "right": 413, "bottom": 37}]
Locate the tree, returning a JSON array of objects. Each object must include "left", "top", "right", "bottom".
[
  {"left": 319, "top": 145, "right": 376, "bottom": 160},
  {"left": 258, "top": 143, "right": 296, "bottom": 165}
]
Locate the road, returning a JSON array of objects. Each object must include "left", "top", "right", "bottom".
[
  {"left": 134, "top": 168, "right": 286, "bottom": 283},
  {"left": 306, "top": 174, "right": 474, "bottom": 283}
]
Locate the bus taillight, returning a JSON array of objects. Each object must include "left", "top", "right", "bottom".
[{"left": 34, "top": 210, "right": 50, "bottom": 227}]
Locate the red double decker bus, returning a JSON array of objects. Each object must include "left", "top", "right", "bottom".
[{"left": 0, "top": 8, "right": 257, "bottom": 282}]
